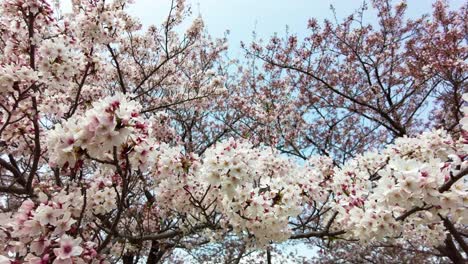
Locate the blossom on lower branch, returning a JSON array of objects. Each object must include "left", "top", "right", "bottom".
[
  {"left": 0, "top": 173, "right": 117, "bottom": 262},
  {"left": 0, "top": 195, "right": 106, "bottom": 263}
]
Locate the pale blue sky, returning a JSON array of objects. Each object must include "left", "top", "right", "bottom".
[{"left": 61, "top": 0, "right": 466, "bottom": 56}]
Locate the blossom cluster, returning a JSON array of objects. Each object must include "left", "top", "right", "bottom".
[
  {"left": 0, "top": 65, "right": 39, "bottom": 94},
  {"left": 153, "top": 143, "right": 205, "bottom": 215},
  {"left": 69, "top": 0, "right": 141, "bottom": 47},
  {"left": 47, "top": 92, "right": 151, "bottom": 169},
  {"left": 329, "top": 126, "right": 467, "bottom": 246},
  {"left": 199, "top": 139, "right": 305, "bottom": 246},
  {"left": 145, "top": 138, "right": 311, "bottom": 247},
  {"left": 38, "top": 38, "right": 85, "bottom": 86}
]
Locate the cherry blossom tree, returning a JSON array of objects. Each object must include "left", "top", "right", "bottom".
[{"left": 0, "top": 0, "right": 466, "bottom": 263}]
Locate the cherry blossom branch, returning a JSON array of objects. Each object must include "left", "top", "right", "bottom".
[
  {"left": 141, "top": 94, "right": 214, "bottom": 114},
  {"left": 395, "top": 205, "right": 434, "bottom": 221},
  {"left": 438, "top": 166, "right": 468, "bottom": 193},
  {"left": 290, "top": 230, "right": 346, "bottom": 239},
  {"left": 97, "top": 147, "right": 128, "bottom": 252},
  {"left": 0, "top": 185, "right": 29, "bottom": 195},
  {"left": 291, "top": 212, "right": 345, "bottom": 239},
  {"left": 114, "top": 224, "right": 209, "bottom": 243}
]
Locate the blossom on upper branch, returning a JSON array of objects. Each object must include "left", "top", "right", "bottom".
[{"left": 47, "top": 92, "right": 152, "bottom": 168}]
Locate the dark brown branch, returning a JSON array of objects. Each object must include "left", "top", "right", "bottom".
[
  {"left": 395, "top": 205, "right": 433, "bottom": 221},
  {"left": 0, "top": 158, "right": 25, "bottom": 185},
  {"left": 291, "top": 211, "right": 345, "bottom": 239},
  {"left": 441, "top": 216, "right": 468, "bottom": 256},
  {"left": 147, "top": 240, "right": 168, "bottom": 264},
  {"left": 107, "top": 44, "right": 127, "bottom": 94},
  {"left": 437, "top": 235, "right": 465, "bottom": 264},
  {"left": 290, "top": 230, "right": 346, "bottom": 239},
  {"left": 439, "top": 166, "right": 468, "bottom": 193},
  {"left": 26, "top": 97, "right": 41, "bottom": 194},
  {"left": 141, "top": 94, "right": 213, "bottom": 114}
]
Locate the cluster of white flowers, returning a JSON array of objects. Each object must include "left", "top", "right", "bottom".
[
  {"left": 323, "top": 92, "right": 468, "bottom": 246},
  {"left": 0, "top": 65, "right": 39, "bottom": 93},
  {"left": 47, "top": 92, "right": 150, "bottom": 168},
  {"left": 0, "top": 164, "right": 123, "bottom": 262},
  {"left": 70, "top": 0, "right": 141, "bottom": 46},
  {"left": 147, "top": 138, "right": 312, "bottom": 247},
  {"left": 200, "top": 139, "right": 305, "bottom": 246},
  {"left": 86, "top": 173, "right": 119, "bottom": 216},
  {"left": 38, "top": 38, "right": 84, "bottom": 84},
  {"left": 186, "top": 17, "right": 204, "bottom": 38},
  {"left": 153, "top": 144, "right": 206, "bottom": 215},
  {"left": 330, "top": 128, "right": 467, "bottom": 246}
]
